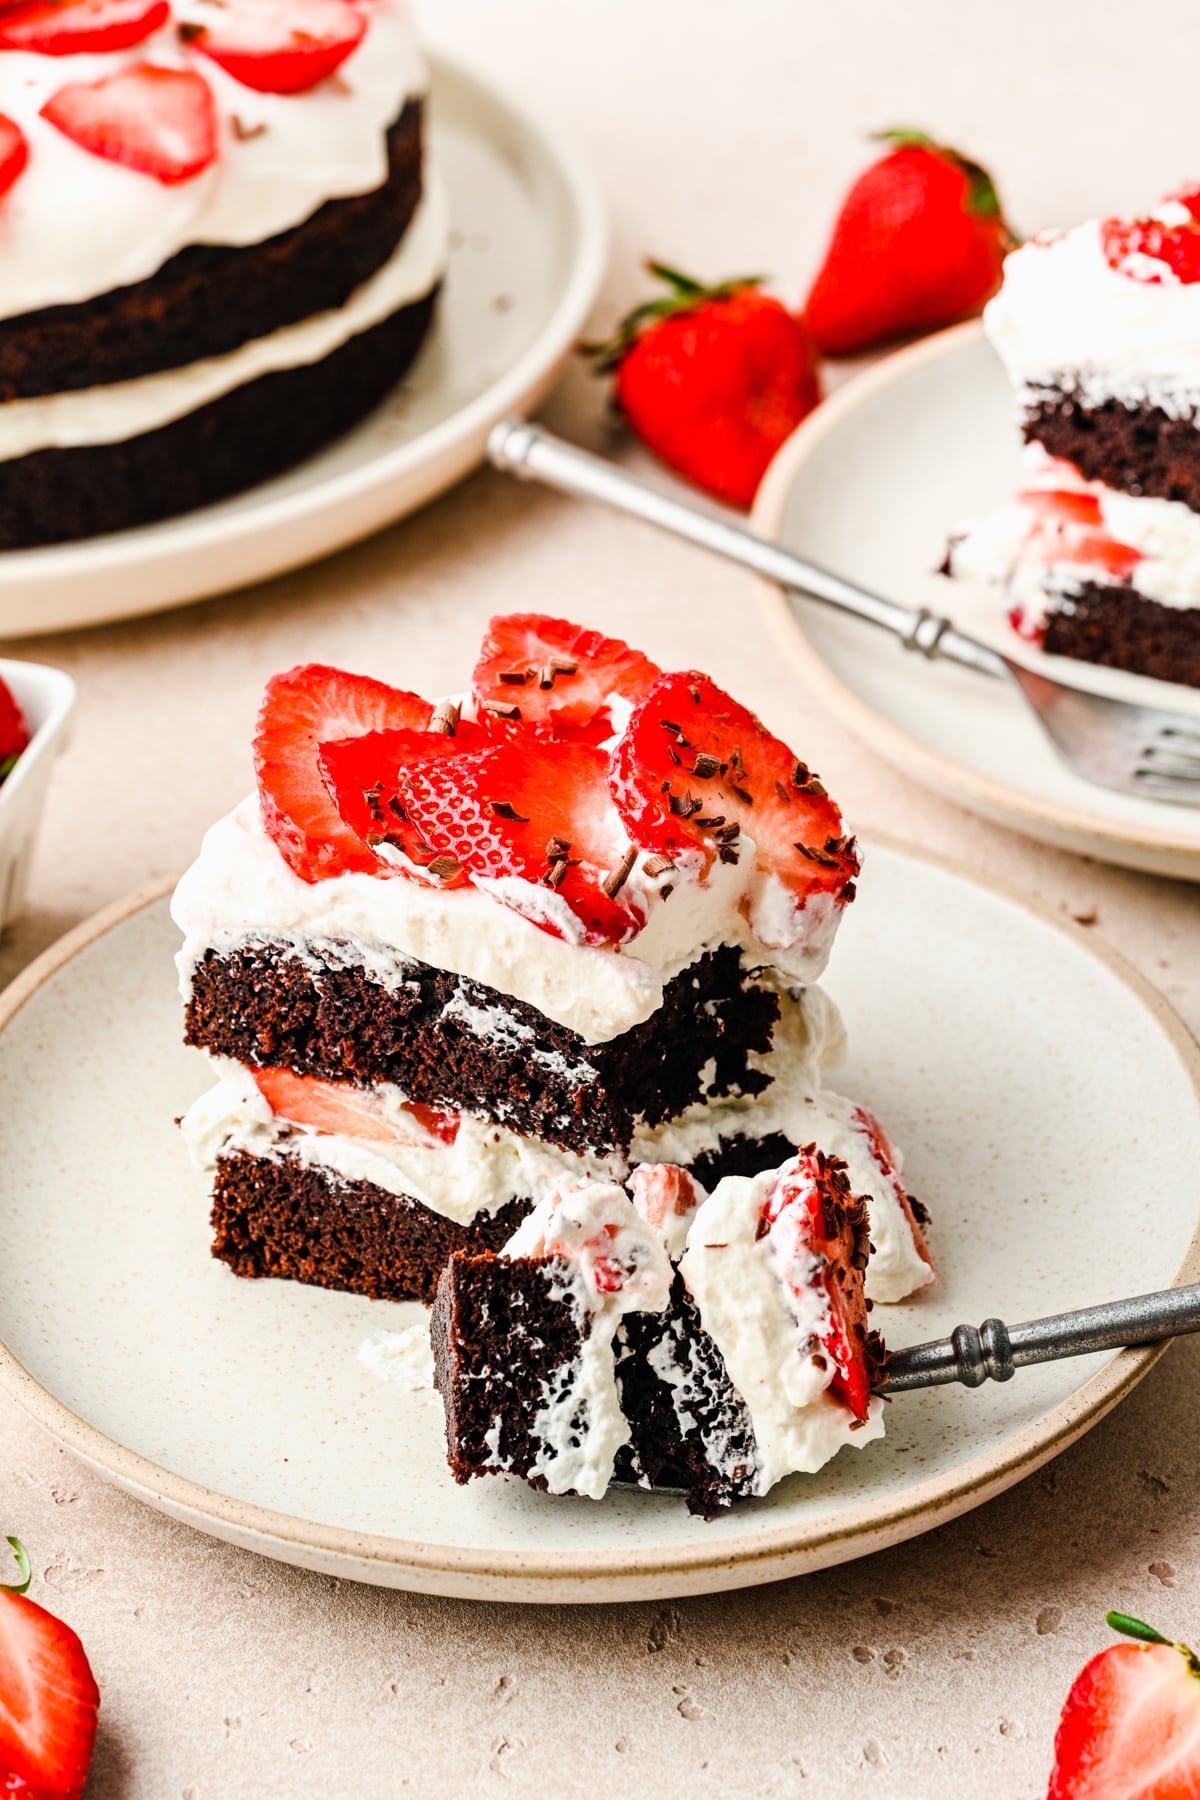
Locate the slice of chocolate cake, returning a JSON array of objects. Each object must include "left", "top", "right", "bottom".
[
  {"left": 176, "top": 615, "right": 931, "bottom": 1316},
  {"left": 432, "top": 1154, "right": 888, "bottom": 1513}
]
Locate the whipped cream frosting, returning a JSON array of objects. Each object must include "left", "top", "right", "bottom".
[
  {"left": 948, "top": 451, "right": 1200, "bottom": 617},
  {"left": 985, "top": 211, "right": 1200, "bottom": 416},
  {"left": 173, "top": 797, "right": 843, "bottom": 1046},
  {"left": 679, "top": 1168, "right": 885, "bottom": 1494},
  {"left": 0, "top": 178, "right": 447, "bottom": 462},
  {"left": 0, "top": 0, "right": 426, "bottom": 320}
]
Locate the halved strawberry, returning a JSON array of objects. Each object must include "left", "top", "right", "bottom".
[
  {"left": 0, "top": 114, "right": 27, "bottom": 201},
  {"left": 400, "top": 738, "right": 646, "bottom": 947},
  {"left": 0, "top": 674, "right": 29, "bottom": 785},
  {"left": 41, "top": 64, "right": 218, "bottom": 186},
  {"left": 852, "top": 1104, "right": 933, "bottom": 1273},
  {"left": 762, "top": 1150, "right": 875, "bottom": 1422},
  {"left": 251, "top": 1066, "right": 460, "bottom": 1148},
  {"left": 0, "top": 1538, "right": 99, "bottom": 1800},
  {"left": 0, "top": 0, "right": 167, "bottom": 54},
  {"left": 317, "top": 721, "right": 491, "bottom": 886},
  {"left": 1048, "top": 1613, "right": 1200, "bottom": 1799},
  {"left": 610, "top": 670, "right": 859, "bottom": 947},
  {"left": 472, "top": 613, "right": 661, "bottom": 743},
  {"left": 185, "top": 0, "right": 366, "bottom": 95},
  {"left": 254, "top": 665, "right": 432, "bottom": 882}
]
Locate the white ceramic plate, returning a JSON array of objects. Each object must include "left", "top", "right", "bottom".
[
  {"left": 754, "top": 322, "right": 1200, "bottom": 883},
  {"left": 2, "top": 844, "right": 1198, "bottom": 1604},
  {"left": 0, "top": 53, "right": 606, "bottom": 638}
]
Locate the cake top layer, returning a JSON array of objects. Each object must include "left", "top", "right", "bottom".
[
  {"left": 172, "top": 615, "right": 860, "bottom": 1040},
  {"left": 986, "top": 187, "right": 1200, "bottom": 407},
  {"left": 0, "top": 0, "right": 423, "bottom": 320}
]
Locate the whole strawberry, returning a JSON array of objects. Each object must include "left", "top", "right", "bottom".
[
  {"left": 586, "top": 262, "right": 821, "bottom": 509},
  {"left": 0, "top": 675, "right": 29, "bottom": 785},
  {"left": 0, "top": 1537, "right": 99, "bottom": 1798},
  {"left": 804, "top": 128, "right": 1016, "bottom": 356},
  {"left": 1047, "top": 1611, "right": 1200, "bottom": 1798}
]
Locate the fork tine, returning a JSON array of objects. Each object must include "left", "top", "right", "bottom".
[
  {"left": 1141, "top": 743, "right": 1200, "bottom": 771},
  {"left": 1148, "top": 718, "right": 1200, "bottom": 744},
  {"left": 1134, "top": 766, "right": 1200, "bottom": 792}
]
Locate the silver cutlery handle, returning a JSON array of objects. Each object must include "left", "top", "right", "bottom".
[
  {"left": 488, "top": 418, "right": 1004, "bottom": 680},
  {"left": 882, "top": 1282, "right": 1200, "bottom": 1392}
]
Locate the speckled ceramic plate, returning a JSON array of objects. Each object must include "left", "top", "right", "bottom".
[
  {"left": 0, "top": 52, "right": 607, "bottom": 637},
  {"left": 754, "top": 322, "right": 1200, "bottom": 883},
  {"left": 0, "top": 843, "right": 1198, "bottom": 1604}
]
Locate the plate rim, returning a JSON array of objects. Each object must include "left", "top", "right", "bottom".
[
  {"left": 0, "top": 49, "right": 609, "bottom": 621},
  {"left": 752, "top": 318, "right": 1200, "bottom": 867},
  {"left": 1, "top": 843, "right": 1198, "bottom": 1597}
]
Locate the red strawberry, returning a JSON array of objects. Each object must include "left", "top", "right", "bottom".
[
  {"left": 804, "top": 128, "right": 1016, "bottom": 356},
  {"left": 0, "top": 0, "right": 167, "bottom": 54},
  {"left": 627, "top": 1163, "right": 701, "bottom": 1231},
  {"left": 400, "top": 738, "right": 645, "bottom": 947},
  {"left": 1102, "top": 213, "right": 1200, "bottom": 285},
  {"left": 1018, "top": 488, "right": 1143, "bottom": 580},
  {"left": 317, "top": 721, "right": 491, "bottom": 885},
  {"left": 41, "top": 64, "right": 218, "bottom": 186},
  {"left": 1047, "top": 1612, "right": 1200, "bottom": 1798},
  {"left": 852, "top": 1104, "right": 933, "bottom": 1273},
  {"left": 762, "top": 1151, "right": 874, "bottom": 1422},
  {"left": 186, "top": 0, "right": 366, "bottom": 95},
  {"left": 610, "top": 670, "right": 858, "bottom": 952},
  {"left": 472, "top": 613, "right": 661, "bottom": 743},
  {"left": 0, "top": 676, "right": 30, "bottom": 785},
  {"left": 586, "top": 263, "right": 821, "bottom": 509},
  {"left": 0, "top": 115, "right": 27, "bottom": 200},
  {"left": 251, "top": 1066, "right": 459, "bottom": 1148},
  {"left": 254, "top": 665, "right": 432, "bottom": 882},
  {"left": 0, "top": 1538, "right": 99, "bottom": 1800}
]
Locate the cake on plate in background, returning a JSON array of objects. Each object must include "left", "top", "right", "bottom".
[
  {"left": 172, "top": 614, "right": 933, "bottom": 1508},
  {"left": 943, "top": 186, "right": 1200, "bottom": 688},
  {"left": 0, "top": 0, "right": 445, "bottom": 548}
]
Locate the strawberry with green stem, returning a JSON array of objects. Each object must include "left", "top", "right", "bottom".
[
  {"left": 1047, "top": 1611, "right": 1200, "bottom": 1798},
  {"left": 0, "top": 1537, "right": 99, "bottom": 1799}
]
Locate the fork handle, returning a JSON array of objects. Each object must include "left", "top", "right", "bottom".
[
  {"left": 882, "top": 1282, "right": 1200, "bottom": 1392},
  {"left": 488, "top": 419, "right": 1005, "bottom": 680}
]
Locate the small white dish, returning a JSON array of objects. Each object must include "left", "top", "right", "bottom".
[
  {"left": 0, "top": 52, "right": 607, "bottom": 638},
  {"left": 753, "top": 321, "right": 1200, "bottom": 883},
  {"left": 0, "top": 841, "right": 1196, "bottom": 1603},
  {"left": 0, "top": 658, "right": 75, "bottom": 935}
]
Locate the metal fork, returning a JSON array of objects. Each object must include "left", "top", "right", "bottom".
[{"left": 488, "top": 418, "right": 1200, "bottom": 809}]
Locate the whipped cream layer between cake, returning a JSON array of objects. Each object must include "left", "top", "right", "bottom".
[
  {"left": 173, "top": 794, "right": 847, "bottom": 1046},
  {"left": 0, "top": 0, "right": 427, "bottom": 319},
  {"left": 0, "top": 179, "right": 448, "bottom": 461},
  {"left": 986, "top": 208, "right": 1200, "bottom": 416}
]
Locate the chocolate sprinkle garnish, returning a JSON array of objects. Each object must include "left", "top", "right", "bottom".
[
  {"left": 659, "top": 718, "right": 682, "bottom": 734},
  {"left": 482, "top": 701, "right": 521, "bottom": 720},
  {"left": 693, "top": 814, "right": 725, "bottom": 829},
  {"left": 667, "top": 746, "right": 682, "bottom": 766},
  {"left": 601, "top": 845, "right": 638, "bottom": 898},
  {"left": 643, "top": 854, "right": 676, "bottom": 878},
  {"left": 659, "top": 883, "right": 674, "bottom": 900},
  {"left": 231, "top": 114, "right": 268, "bottom": 142},
  {"left": 427, "top": 855, "right": 461, "bottom": 881},
  {"left": 490, "top": 801, "right": 529, "bottom": 822},
  {"left": 546, "top": 836, "right": 571, "bottom": 859},
  {"left": 387, "top": 796, "right": 407, "bottom": 820},
  {"left": 692, "top": 752, "right": 721, "bottom": 779},
  {"left": 499, "top": 669, "right": 533, "bottom": 686},
  {"left": 729, "top": 782, "right": 753, "bottom": 806},
  {"left": 542, "top": 860, "right": 568, "bottom": 890},
  {"left": 430, "top": 701, "right": 461, "bottom": 736},
  {"left": 668, "top": 790, "right": 702, "bottom": 818}
]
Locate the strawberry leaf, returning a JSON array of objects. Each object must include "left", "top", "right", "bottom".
[
  {"left": 2, "top": 1536, "right": 31, "bottom": 1596},
  {"left": 1106, "top": 1613, "right": 1171, "bottom": 1645}
]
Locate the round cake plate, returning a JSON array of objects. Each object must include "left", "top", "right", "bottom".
[
  {"left": 0, "top": 51, "right": 607, "bottom": 637},
  {"left": 753, "top": 320, "right": 1200, "bottom": 884},
  {"left": 1, "top": 843, "right": 1198, "bottom": 1604}
]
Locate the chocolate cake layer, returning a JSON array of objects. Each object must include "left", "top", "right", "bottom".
[
  {"left": 1042, "top": 584, "right": 1200, "bottom": 688},
  {"left": 185, "top": 942, "right": 780, "bottom": 1158},
  {"left": 0, "top": 288, "right": 437, "bottom": 549},
  {"left": 1025, "top": 392, "right": 1200, "bottom": 513},
  {"left": 212, "top": 1149, "right": 531, "bottom": 1305},
  {"left": 207, "top": 1131, "right": 799, "bottom": 1307},
  {"left": 0, "top": 103, "right": 423, "bottom": 402}
]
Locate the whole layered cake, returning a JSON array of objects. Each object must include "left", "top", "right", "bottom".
[
  {"left": 173, "top": 614, "right": 934, "bottom": 1507},
  {"left": 0, "top": 0, "right": 443, "bottom": 547},
  {"left": 944, "top": 186, "right": 1200, "bottom": 687}
]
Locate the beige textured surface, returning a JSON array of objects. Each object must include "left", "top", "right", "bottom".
[{"left": 1, "top": 1, "right": 1198, "bottom": 1793}]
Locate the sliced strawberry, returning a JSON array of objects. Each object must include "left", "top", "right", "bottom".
[
  {"left": 251, "top": 1066, "right": 460, "bottom": 1149},
  {"left": 1017, "top": 488, "right": 1143, "bottom": 580},
  {"left": 1019, "top": 486, "right": 1103, "bottom": 526},
  {"left": 253, "top": 665, "right": 432, "bottom": 882},
  {"left": 1048, "top": 1614, "right": 1200, "bottom": 1799},
  {"left": 0, "top": 0, "right": 167, "bottom": 54},
  {"left": 472, "top": 613, "right": 661, "bottom": 743},
  {"left": 185, "top": 0, "right": 366, "bottom": 95},
  {"left": 627, "top": 1164, "right": 701, "bottom": 1232},
  {"left": 761, "top": 1149, "right": 875, "bottom": 1423},
  {"left": 611, "top": 670, "right": 859, "bottom": 948},
  {"left": 852, "top": 1104, "right": 933, "bottom": 1273},
  {"left": 0, "top": 114, "right": 28, "bottom": 200},
  {"left": 400, "top": 738, "right": 646, "bottom": 947},
  {"left": 0, "top": 1540, "right": 99, "bottom": 1800},
  {"left": 317, "top": 721, "right": 491, "bottom": 886},
  {"left": 1102, "top": 213, "right": 1200, "bottom": 284},
  {"left": 41, "top": 64, "right": 218, "bottom": 187},
  {"left": 0, "top": 675, "right": 29, "bottom": 785}
]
